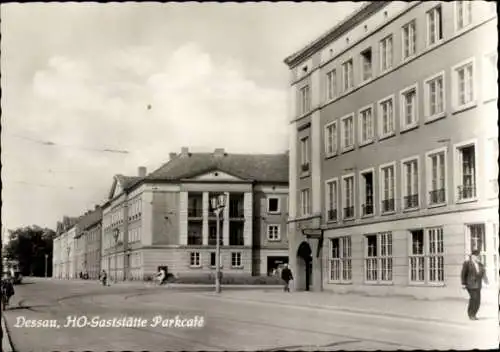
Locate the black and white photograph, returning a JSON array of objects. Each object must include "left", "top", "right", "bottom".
[{"left": 1, "top": 1, "right": 499, "bottom": 351}]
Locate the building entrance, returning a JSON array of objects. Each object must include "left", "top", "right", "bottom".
[{"left": 297, "top": 241, "right": 312, "bottom": 291}]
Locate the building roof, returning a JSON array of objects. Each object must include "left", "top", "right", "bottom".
[
  {"left": 284, "top": 1, "right": 387, "bottom": 68},
  {"left": 76, "top": 207, "right": 103, "bottom": 232},
  {"left": 144, "top": 152, "right": 289, "bottom": 184}
]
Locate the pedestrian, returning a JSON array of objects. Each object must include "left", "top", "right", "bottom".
[
  {"left": 1, "top": 272, "right": 15, "bottom": 310},
  {"left": 461, "top": 250, "right": 489, "bottom": 320},
  {"left": 156, "top": 268, "right": 166, "bottom": 286},
  {"left": 100, "top": 270, "right": 108, "bottom": 287},
  {"left": 281, "top": 264, "right": 293, "bottom": 292}
]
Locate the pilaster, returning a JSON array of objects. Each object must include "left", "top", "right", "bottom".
[
  {"left": 141, "top": 191, "right": 154, "bottom": 246},
  {"left": 202, "top": 192, "right": 209, "bottom": 245},
  {"left": 179, "top": 191, "right": 188, "bottom": 245},
  {"left": 223, "top": 192, "right": 230, "bottom": 245},
  {"left": 243, "top": 192, "right": 253, "bottom": 246},
  {"left": 289, "top": 122, "right": 298, "bottom": 219},
  {"left": 311, "top": 110, "right": 322, "bottom": 214}
]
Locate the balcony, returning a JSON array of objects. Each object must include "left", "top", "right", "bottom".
[
  {"left": 343, "top": 206, "right": 354, "bottom": 219},
  {"left": 362, "top": 203, "right": 374, "bottom": 216},
  {"left": 301, "top": 163, "right": 310, "bottom": 172},
  {"left": 457, "top": 185, "right": 476, "bottom": 201},
  {"left": 327, "top": 209, "right": 337, "bottom": 221},
  {"left": 404, "top": 194, "right": 419, "bottom": 209},
  {"left": 429, "top": 189, "right": 446, "bottom": 205},
  {"left": 188, "top": 207, "right": 203, "bottom": 218},
  {"left": 381, "top": 199, "right": 395, "bottom": 213}
]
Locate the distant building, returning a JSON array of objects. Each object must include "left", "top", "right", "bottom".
[
  {"left": 74, "top": 206, "right": 102, "bottom": 279},
  {"left": 100, "top": 148, "right": 289, "bottom": 281},
  {"left": 284, "top": 1, "right": 498, "bottom": 299},
  {"left": 53, "top": 216, "right": 79, "bottom": 279}
]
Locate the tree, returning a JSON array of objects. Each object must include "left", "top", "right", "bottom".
[{"left": 3, "top": 226, "right": 56, "bottom": 277}]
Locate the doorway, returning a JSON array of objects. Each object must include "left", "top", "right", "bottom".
[{"left": 297, "top": 241, "right": 312, "bottom": 291}]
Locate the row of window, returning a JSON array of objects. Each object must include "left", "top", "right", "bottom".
[
  {"left": 300, "top": 138, "right": 498, "bottom": 219},
  {"left": 129, "top": 227, "right": 142, "bottom": 244},
  {"left": 189, "top": 252, "right": 243, "bottom": 268},
  {"left": 329, "top": 224, "right": 498, "bottom": 285},
  {"left": 128, "top": 198, "right": 142, "bottom": 221},
  {"left": 298, "top": 53, "right": 498, "bottom": 167},
  {"left": 103, "top": 209, "right": 124, "bottom": 230},
  {"left": 298, "top": 2, "right": 495, "bottom": 115}
]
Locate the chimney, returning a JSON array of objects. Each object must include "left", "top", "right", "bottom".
[
  {"left": 138, "top": 166, "right": 147, "bottom": 177},
  {"left": 169, "top": 152, "right": 177, "bottom": 160},
  {"left": 214, "top": 148, "right": 226, "bottom": 157},
  {"left": 180, "top": 147, "right": 190, "bottom": 157}
]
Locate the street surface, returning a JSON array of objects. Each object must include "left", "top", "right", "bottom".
[{"left": 2, "top": 278, "right": 498, "bottom": 351}]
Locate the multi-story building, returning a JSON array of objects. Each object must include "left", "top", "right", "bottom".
[
  {"left": 53, "top": 216, "right": 79, "bottom": 279},
  {"left": 284, "top": 1, "right": 498, "bottom": 299},
  {"left": 74, "top": 206, "right": 102, "bottom": 279},
  {"left": 100, "top": 148, "right": 289, "bottom": 280}
]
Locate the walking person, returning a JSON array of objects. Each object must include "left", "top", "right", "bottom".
[
  {"left": 461, "top": 250, "right": 489, "bottom": 320},
  {"left": 281, "top": 264, "right": 293, "bottom": 292},
  {"left": 100, "top": 270, "right": 108, "bottom": 287},
  {"left": 1, "top": 272, "right": 15, "bottom": 310}
]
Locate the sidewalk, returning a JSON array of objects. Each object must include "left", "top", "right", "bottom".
[
  {"left": 2, "top": 315, "right": 13, "bottom": 352},
  {"left": 195, "top": 289, "right": 499, "bottom": 326}
]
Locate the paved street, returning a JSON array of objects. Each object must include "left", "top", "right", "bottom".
[{"left": 2, "top": 278, "right": 498, "bottom": 351}]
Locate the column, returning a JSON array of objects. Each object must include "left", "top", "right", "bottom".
[
  {"left": 288, "top": 85, "right": 298, "bottom": 220},
  {"left": 310, "top": 68, "right": 322, "bottom": 215},
  {"left": 202, "top": 192, "right": 209, "bottom": 245},
  {"left": 223, "top": 192, "right": 230, "bottom": 246},
  {"left": 179, "top": 191, "right": 188, "bottom": 245},
  {"left": 243, "top": 192, "right": 253, "bottom": 247},
  {"left": 141, "top": 191, "right": 154, "bottom": 246}
]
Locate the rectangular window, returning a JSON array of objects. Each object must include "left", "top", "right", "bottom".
[
  {"left": 341, "top": 114, "right": 354, "bottom": 151},
  {"left": 300, "top": 85, "right": 310, "bottom": 115},
  {"left": 402, "top": 20, "right": 417, "bottom": 59},
  {"left": 467, "top": 224, "right": 497, "bottom": 284},
  {"left": 231, "top": 252, "right": 242, "bottom": 268},
  {"left": 380, "top": 35, "right": 393, "bottom": 72},
  {"left": 329, "top": 236, "right": 352, "bottom": 282},
  {"left": 342, "top": 59, "right": 354, "bottom": 92},
  {"left": 427, "top": 6, "right": 443, "bottom": 46},
  {"left": 409, "top": 230, "right": 425, "bottom": 282},
  {"left": 483, "top": 53, "right": 498, "bottom": 101},
  {"left": 210, "top": 252, "right": 216, "bottom": 267},
  {"left": 365, "top": 232, "right": 393, "bottom": 283},
  {"left": 400, "top": 85, "right": 418, "bottom": 130},
  {"left": 267, "top": 225, "right": 280, "bottom": 241},
  {"left": 425, "top": 73, "right": 445, "bottom": 119},
  {"left": 190, "top": 252, "right": 201, "bottom": 267},
  {"left": 381, "top": 164, "right": 395, "bottom": 213},
  {"left": 487, "top": 138, "right": 499, "bottom": 197},
  {"left": 361, "top": 48, "right": 372, "bottom": 81},
  {"left": 457, "top": 144, "right": 477, "bottom": 200},
  {"left": 267, "top": 197, "right": 280, "bottom": 213},
  {"left": 300, "top": 136, "right": 310, "bottom": 172},
  {"left": 326, "top": 179, "right": 338, "bottom": 221},
  {"left": 454, "top": 60, "right": 475, "bottom": 108},
  {"left": 402, "top": 158, "right": 419, "bottom": 209},
  {"left": 428, "top": 227, "right": 445, "bottom": 282},
  {"left": 324, "top": 121, "right": 338, "bottom": 157},
  {"left": 379, "top": 97, "right": 394, "bottom": 137},
  {"left": 428, "top": 150, "right": 446, "bottom": 205},
  {"left": 361, "top": 171, "right": 374, "bottom": 216},
  {"left": 343, "top": 175, "right": 355, "bottom": 219},
  {"left": 409, "top": 228, "right": 445, "bottom": 284},
  {"left": 456, "top": 1, "right": 472, "bottom": 31},
  {"left": 300, "top": 189, "right": 311, "bottom": 216},
  {"left": 326, "top": 69, "right": 337, "bottom": 100},
  {"left": 359, "top": 106, "right": 373, "bottom": 144}
]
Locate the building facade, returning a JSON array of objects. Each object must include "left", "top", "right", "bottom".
[
  {"left": 74, "top": 206, "right": 102, "bottom": 279},
  {"left": 285, "top": 1, "right": 498, "bottom": 299},
  {"left": 100, "top": 148, "right": 289, "bottom": 281},
  {"left": 53, "top": 216, "right": 79, "bottom": 279}
]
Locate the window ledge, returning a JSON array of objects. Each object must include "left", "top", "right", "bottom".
[
  {"left": 267, "top": 211, "right": 281, "bottom": 215},
  {"left": 426, "top": 39, "right": 444, "bottom": 51},
  {"left": 400, "top": 124, "right": 419, "bottom": 134},
  {"left": 342, "top": 146, "right": 355, "bottom": 154},
  {"left": 325, "top": 152, "right": 338, "bottom": 160},
  {"left": 379, "top": 132, "right": 395, "bottom": 141},
  {"left": 455, "top": 25, "right": 473, "bottom": 36},
  {"left": 231, "top": 266, "right": 244, "bottom": 270},
  {"left": 452, "top": 101, "right": 477, "bottom": 115},
  {"left": 381, "top": 211, "right": 396, "bottom": 216},
  {"left": 361, "top": 214, "right": 374, "bottom": 219},
  {"left": 359, "top": 139, "right": 374, "bottom": 148},
  {"left": 267, "top": 238, "right": 282, "bottom": 242},
  {"left": 424, "top": 112, "right": 446, "bottom": 124},
  {"left": 402, "top": 54, "right": 417, "bottom": 63},
  {"left": 300, "top": 171, "right": 311, "bottom": 179},
  {"left": 483, "top": 96, "right": 498, "bottom": 104},
  {"left": 403, "top": 207, "right": 420, "bottom": 213},
  {"left": 326, "top": 219, "right": 338, "bottom": 224},
  {"left": 343, "top": 217, "right": 355, "bottom": 221},
  {"left": 327, "top": 281, "right": 353, "bottom": 285},
  {"left": 363, "top": 281, "right": 394, "bottom": 286},
  {"left": 428, "top": 202, "right": 447, "bottom": 209},
  {"left": 456, "top": 197, "right": 478, "bottom": 205},
  {"left": 189, "top": 265, "right": 203, "bottom": 269}
]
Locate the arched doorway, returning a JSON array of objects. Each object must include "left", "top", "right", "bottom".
[{"left": 297, "top": 241, "right": 313, "bottom": 291}]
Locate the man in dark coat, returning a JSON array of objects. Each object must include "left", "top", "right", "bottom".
[
  {"left": 281, "top": 264, "right": 293, "bottom": 292},
  {"left": 1, "top": 273, "right": 15, "bottom": 310},
  {"left": 461, "top": 250, "right": 489, "bottom": 320}
]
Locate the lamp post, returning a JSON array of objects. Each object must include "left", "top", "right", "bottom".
[
  {"left": 45, "top": 254, "right": 48, "bottom": 278},
  {"left": 210, "top": 194, "right": 226, "bottom": 294},
  {"left": 113, "top": 229, "right": 120, "bottom": 283}
]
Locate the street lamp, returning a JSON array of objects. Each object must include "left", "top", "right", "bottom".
[
  {"left": 45, "top": 254, "right": 48, "bottom": 278},
  {"left": 113, "top": 228, "right": 120, "bottom": 283},
  {"left": 210, "top": 194, "right": 226, "bottom": 294}
]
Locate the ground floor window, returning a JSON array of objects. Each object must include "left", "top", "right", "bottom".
[
  {"left": 210, "top": 252, "right": 216, "bottom": 267},
  {"left": 190, "top": 252, "right": 201, "bottom": 267},
  {"left": 329, "top": 236, "right": 352, "bottom": 283},
  {"left": 364, "top": 232, "right": 393, "bottom": 283},
  {"left": 408, "top": 227, "right": 444, "bottom": 284},
  {"left": 466, "top": 223, "right": 498, "bottom": 283},
  {"left": 231, "top": 252, "right": 242, "bottom": 268}
]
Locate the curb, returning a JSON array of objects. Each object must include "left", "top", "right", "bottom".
[{"left": 1, "top": 314, "right": 14, "bottom": 352}]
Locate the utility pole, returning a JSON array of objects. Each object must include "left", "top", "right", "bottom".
[{"left": 45, "top": 254, "right": 49, "bottom": 278}]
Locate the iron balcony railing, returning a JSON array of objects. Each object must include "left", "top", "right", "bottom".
[
  {"left": 343, "top": 206, "right": 354, "bottom": 219},
  {"left": 381, "top": 199, "right": 395, "bottom": 213},
  {"left": 404, "top": 194, "right": 419, "bottom": 209},
  {"left": 457, "top": 185, "right": 476, "bottom": 200},
  {"left": 429, "top": 189, "right": 446, "bottom": 204}
]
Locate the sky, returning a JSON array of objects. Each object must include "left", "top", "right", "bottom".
[{"left": 1, "top": 1, "right": 363, "bottom": 231}]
